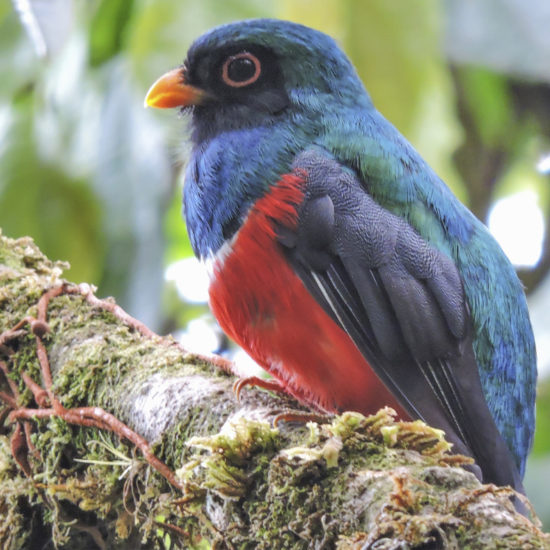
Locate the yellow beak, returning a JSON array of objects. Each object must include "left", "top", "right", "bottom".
[{"left": 144, "top": 68, "right": 207, "bottom": 109}]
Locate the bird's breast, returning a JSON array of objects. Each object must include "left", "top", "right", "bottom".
[{"left": 208, "top": 172, "right": 407, "bottom": 417}]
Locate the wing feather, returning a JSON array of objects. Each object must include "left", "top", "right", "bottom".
[{"left": 279, "top": 148, "right": 523, "bottom": 492}]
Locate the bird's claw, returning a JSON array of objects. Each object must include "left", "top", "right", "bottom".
[{"left": 232, "top": 376, "right": 285, "bottom": 402}]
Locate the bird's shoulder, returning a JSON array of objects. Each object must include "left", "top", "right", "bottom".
[{"left": 283, "top": 148, "right": 469, "bottom": 361}]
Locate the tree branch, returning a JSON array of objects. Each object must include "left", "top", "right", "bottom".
[{"left": 0, "top": 230, "right": 547, "bottom": 549}]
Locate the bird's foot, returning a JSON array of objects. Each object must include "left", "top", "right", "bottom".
[
  {"left": 185, "top": 351, "right": 236, "bottom": 375},
  {"left": 232, "top": 377, "right": 332, "bottom": 425},
  {"left": 0, "top": 284, "right": 183, "bottom": 490},
  {"left": 233, "top": 375, "right": 286, "bottom": 401}
]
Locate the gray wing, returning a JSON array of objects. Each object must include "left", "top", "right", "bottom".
[{"left": 278, "top": 148, "right": 523, "bottom": 492}]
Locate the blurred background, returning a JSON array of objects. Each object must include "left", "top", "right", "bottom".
[{"left": 1, "top": 0, "right": 549, "bottom": 527}]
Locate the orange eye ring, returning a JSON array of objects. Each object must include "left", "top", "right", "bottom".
[{"left": 222, "top": 52, "right": 261, "bottom": 88}]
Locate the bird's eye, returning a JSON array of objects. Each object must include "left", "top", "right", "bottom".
[{"left": 221, "top": 52, "right": 261, "bottom": 88}]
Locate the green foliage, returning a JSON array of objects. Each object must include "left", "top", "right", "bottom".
[
  {"left": 460, "top": 68, "right": 515, "bottom": 148},
  {"left": 532, "top": 379, "right": 550, "bottom": 455},
  {"left": 282, "top": 0, "right": 441, "bottom": 134},
  {"left": 164, "top": 185, "right": 192, "bottom": 265},
  {"left": 0, "top": 111, "right": 104, "bottom": 283},
  {"left": 89, "top": 0, "right": 136, "bottom": 66}
]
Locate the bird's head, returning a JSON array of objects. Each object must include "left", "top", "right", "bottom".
[{"left": 145, "top": 19, "right": 371, "bottom": 143}]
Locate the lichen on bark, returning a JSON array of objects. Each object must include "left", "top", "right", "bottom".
[{"left": 0, "top": 230, "right": 548, "bottom": 550}]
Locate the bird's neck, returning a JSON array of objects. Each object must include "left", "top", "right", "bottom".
[{"left": 183, "top": 121, "right": 314, "bottom": 260}]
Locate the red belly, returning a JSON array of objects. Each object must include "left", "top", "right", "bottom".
[{"left": 208, "top": 174, "right": 407, "bottom": 418}]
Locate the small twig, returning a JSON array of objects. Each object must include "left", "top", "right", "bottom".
[
  {"left": 21, "top": 372, "right": 49, "bottom": 407},
  {"left": 78, "top": 283, "right": 236, "bottom": 375},
  {"left": 80, "top": 284, "right": 159, "bottom": 340},
  {"left": 23, "top": 420, "right": 40, "bottom": 461},
  {"left": 0, "top": 325, "right": 29, "bottom": 347},
  {"left": 1, "top": 284, "right": 185, "bottom": 491},
  {"left": 10, "top": 422, "right": 32, "bottom": 476},
  {"left": 0, "top": 391, "right": 18, "bottom": 409},
  {"left": 0, "top": 360, "right": 20, "bottom": 398},
  {"left": 184, "top": 351, "right": 235, "bottom": 375},
  {"left": 36, "top": 285, "right": 69, "bottom": 322},
  {"left": 153, "top": 520, "right": 191, "bottom": 540},
  {"left": 9, "top": 405, "right": 183, "bottom": 490}
]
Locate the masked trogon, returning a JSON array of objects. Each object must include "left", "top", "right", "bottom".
[{"left": 145, "top": 19, "right": 537, "bottom": 494}]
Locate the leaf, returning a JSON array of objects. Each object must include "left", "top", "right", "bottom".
[
  {"left": 88, "top": 0, "right": 136, "bottom": 66},
  {"left": 459, "top": 68, "right": 516, "bottom": 148}
]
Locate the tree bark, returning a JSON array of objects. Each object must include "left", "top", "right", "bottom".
[{"left": 0, "top": 230, "right": 548, "bottom": 550}]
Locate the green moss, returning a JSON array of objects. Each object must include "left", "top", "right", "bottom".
[
  {"left": 175, "top": 404, "right": 549, "bottom": 548},
  {"left": 0, "top": 235, "right": 212, "bottom": 547},
  {"left": 2, "top": 233, "right": 548, "bottom": 549},
  {"left": 178, "top": 418, "right": 279, "bottom": 499}
]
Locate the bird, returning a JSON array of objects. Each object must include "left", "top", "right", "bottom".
[{"left": 145, "top": 19, "right": 537, "bottom": 494}]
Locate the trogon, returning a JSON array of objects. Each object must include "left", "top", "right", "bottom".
[{"left": 145, "top": 19, "right": 537, "bottom": 494}]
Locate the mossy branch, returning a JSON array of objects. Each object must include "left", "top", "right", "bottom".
[{"left": 0, "top": 230, "right": 548, "bottom": 550}]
